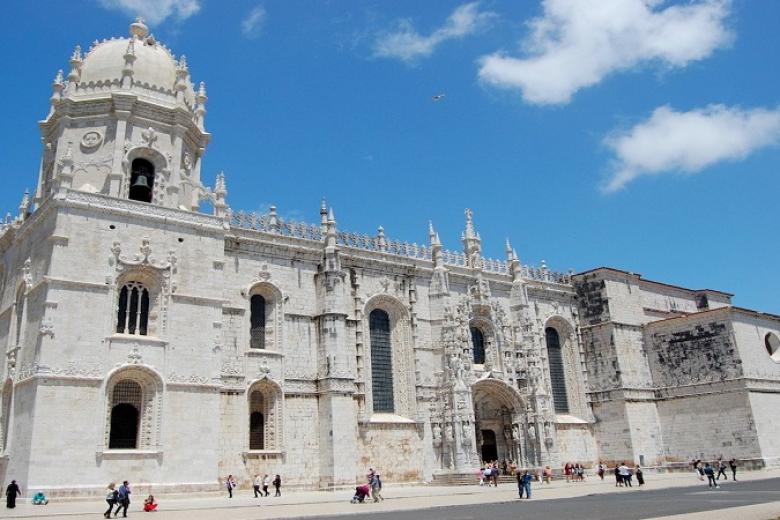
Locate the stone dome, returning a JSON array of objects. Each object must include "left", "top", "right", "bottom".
[{"left": 74, "top": 19, "right": 195, "bottom": 106}]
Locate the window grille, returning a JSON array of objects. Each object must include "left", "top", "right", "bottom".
[
  {"left": 471, "top": 327, "right": 485, "bottom": 364},
  {"left": 249, "top": 390, "right": 265, "bottom": 449},
  {"left": 250, "top": 295, "right": 266, "bottom": 349},
  {"left": 545, "top": 327, "right": 569, "bottom": 414},
  {"left": 369, "top": 309, "right": 394, "bottom": 413},
  {"left": 116, "top": 282, "right": 150, "bottom": 335},
  {"left": 109, "top": 380, "right": 142, "bottom": 449}
]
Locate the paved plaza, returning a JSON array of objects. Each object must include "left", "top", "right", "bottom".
[{"left": 2, "top": 469, "right": 780, "bottom": 519}]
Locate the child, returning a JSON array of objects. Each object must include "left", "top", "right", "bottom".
[{"left": 143, "top": 494, "right": 158, "bottom": 512}]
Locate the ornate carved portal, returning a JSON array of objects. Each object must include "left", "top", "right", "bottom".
[{"left": 471, "top": 379, "right": 536, "bottom": 467}]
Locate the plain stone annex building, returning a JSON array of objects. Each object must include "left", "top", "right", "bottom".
[{"left": 1, "top": 20, "right": 779, "bottom": 495}]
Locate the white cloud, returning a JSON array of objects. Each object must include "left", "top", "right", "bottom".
[
  {"left": 242, "top": 5, "right": 266, "bottom": 39},
  {"left": 603, "top": 104, "right": 780, "bottom": 192},
  {"left": 98, "top": 0, "right": 201, "bottom": 25},
  {"left": 373, "top": 2, "right": 495, "bottom": 62},
  {"left": 478, "top": 0, "right": 732, "bottom": 105}
]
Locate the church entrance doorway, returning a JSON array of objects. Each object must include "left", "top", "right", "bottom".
[
  {"left": 480, "top": 429, "right": 498, "bottom": 462},
  {"left": 472, "top": 378, "right": 526, "bottom": 466}
]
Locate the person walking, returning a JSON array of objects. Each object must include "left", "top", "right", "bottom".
[
  {"left": 716, "top": 459, "right": 728, "bottom": 480},
  {"left": 252, "top": 474, "right": 261, "bottom": 498},
  {"left": 273, "top": 474, "right": 281, "bottom": 497},
  {"left": 104, "top": 482, "right": 117, "bottom": 518},
  {"left": 564, "top": 463, "right": 572, "bottom": 483},
  {"left": 619, "top": 463, "right": 632, "bottom": 487},
  {"left": 729, "top": 458, "right": 738, "bottom": 481},
  {"left": 597, "top": 462, "right": 605, "bottom": 480},
  {"left": 115, "top": 480, "right": 131, "bottom": 517},
  {"left": 262, "top": 474, "right": 270, "bottom": 497},
  {"left": 517, "top": 470, "right": 533, "bottom": 499},
  {"left": 704, "top": 463, "right": 719, "bottom": 488},
  {"left": 226, "top": 475, "right": 236, "bottom": 498},
  {"left": 543, "top": 466, "right": 552, "bottom": 484},
  {"left": 5, "top": 480, "right": 21, "bottom": 509},
  {"left": 635, "top": 466, "right": 645, "bottom": 486},
  {"left": 370, "top": 473, "right": 383, "bottom": 502},
  {"left": 614, "top": 465, "right": 623, "bottom": 487}
]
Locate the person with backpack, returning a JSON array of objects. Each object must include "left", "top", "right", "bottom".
[{"left": 115, "top": 481, "right": 131, "bottom": 517}]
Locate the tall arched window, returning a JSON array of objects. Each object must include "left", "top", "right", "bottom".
[
  {"left": 129, "top": 158, "right": 155, "bottom": 203},
  {"left": 471, "top": 327, "right": 485, "bottom": 365},
  {"left": 14, "top": 287, "right": 25, "bottom": 347},
  {"left": 370, "top": 309, "right": 394, "bottom": 413},
  {"left": 250, "top": 295, "right": 266, "bottom": 349},
  {"left": 249, "top": 390, "right": 265, "bottom": 450},
  {"left": 0, "top": 382, "right": 12, "bottom": 452},
  {"left": 116, "top": 282, "right": 150, "bottom": 335},
  {"left": 545, "top": 327, "right": 569, "bottom": 414},
  {"left": 108, "top": 380, "right": 142, "bottom": 449}
]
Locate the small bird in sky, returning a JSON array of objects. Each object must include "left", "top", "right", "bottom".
[{"left": 432, "top": 93, "right": 445, "bottom": 101}]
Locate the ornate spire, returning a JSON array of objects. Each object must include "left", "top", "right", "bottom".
[
  {"left": 67, "top": 45, "right": 83, "bottom": 85},
  {"left": 268, "top": 205, "right": 279, "bottom": 232},
  {"left": 49, "top": 70, "right": 65, "bottom": 109},
  {"left": 323, "top": 206, "right": 341, "bottom": 273},
  {"left": 195, "top": 82, "right": 207, "bottom": 129},
  {"left": 320, "top": 198, "right": 328, "bottom": 236},
  {"left": 506, "top": 238, "right": 522, "bottom": 283},
  {"left": 213, "top": 171, "right": 229, "bottom": 219},
  {"left": 376, "top": 226, "right": 387, "bottom": 252},
  {"left": 18, "top": 190, "right": 30, "bottom": 221},
  {"left": 461, "top": 208, "right": 482, "bottom": 269}
]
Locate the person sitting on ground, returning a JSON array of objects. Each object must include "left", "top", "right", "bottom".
[
  {"left": 143, "top": 494, "right": 158, "bottom": 512},
  {"left": 31, "top": 491, "right": 48, "bottom": 505}
]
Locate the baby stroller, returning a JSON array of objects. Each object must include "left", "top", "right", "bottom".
[{"left": 350, "top": 484, "right": 371, "bottom": 503}]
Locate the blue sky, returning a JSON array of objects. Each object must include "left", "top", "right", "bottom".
[{"left": 3, "top": 1, "right": 779, "bottom": 313}]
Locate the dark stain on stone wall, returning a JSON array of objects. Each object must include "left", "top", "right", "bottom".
[
  {"left": 650, "top": 321, "right": 742, "bottom": 386},
  {"left": 574, "top": 275, "right": 610, "bottom": 326}
]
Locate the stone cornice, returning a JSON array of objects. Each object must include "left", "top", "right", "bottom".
[{"left": 58, "top": 190, "right": 224, "bottom": 231}]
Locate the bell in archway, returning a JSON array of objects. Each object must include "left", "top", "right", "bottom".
[{"left": 129, "top": 173, "right": 152, "bottom": 202}]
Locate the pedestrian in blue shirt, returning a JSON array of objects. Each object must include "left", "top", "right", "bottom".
[{"left": 517, "top": 470, "right": 533, "bottom": 499}]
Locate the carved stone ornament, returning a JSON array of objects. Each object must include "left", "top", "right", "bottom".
[
  {"left": 141, "top": 127, "right": 158, "bottom": 148},
  {"left": 80, "top": 131, "right": 103, "bottom": 151},
  {"left": 127, "top": 344, "right": 143, "bottom": 365},
  {"left": 22, "top": 258, "right": 33, "bottom": 292}
]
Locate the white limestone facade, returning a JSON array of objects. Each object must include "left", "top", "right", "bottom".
[{"left": 0, "top": 20, "right": 778, "bottom": 495}]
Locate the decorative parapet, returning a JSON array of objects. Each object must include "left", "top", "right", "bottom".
[{"left": 231, "top": 209, "right": 571, "bottom": 285}]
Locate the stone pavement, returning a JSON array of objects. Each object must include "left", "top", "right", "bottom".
[{"left": 2, "top": 469, "right": 780, "bottom": 519}]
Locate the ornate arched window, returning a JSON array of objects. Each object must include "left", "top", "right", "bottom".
[
  {"left": 116, "top": 282, "right": 150, "bottom": 335},
  {"left": 247, "top": 381, "right": 281, "bottom": 451},
  {"left": 545, "top": 327, "right": 569, "bottom": 414},
  {"left": 129, "top": 158, "right": 155, "bottom": 203},
  {"left": 471, "top": 327, "right": 486, "bottom": 365},
  {"left": 249, "top": 390, "right": 265, "bottom": 449},
  {"left": 369, "top": 309, "right": 394, "bottom": 413},
  {"left": 108, "top": 380, "right": 142, "bottom": 449},
  {"left": 250, "top": 295, "right": 266, "bottom": 349},
  {"left": 104, "top": 369, "right": 162, "bottom": 451}
]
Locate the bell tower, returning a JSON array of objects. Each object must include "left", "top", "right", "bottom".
[{"left": 36, "top": 18, "right": 211, "bottom": 211}]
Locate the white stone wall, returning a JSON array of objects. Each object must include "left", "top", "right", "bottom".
[{"left": 656, "top": 391, "right": 761, "bottom": 462}]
